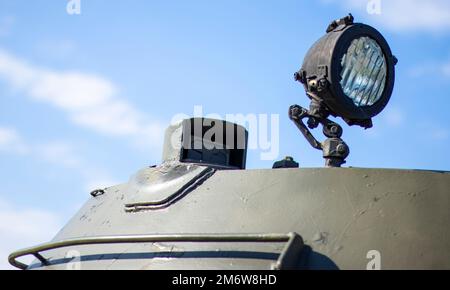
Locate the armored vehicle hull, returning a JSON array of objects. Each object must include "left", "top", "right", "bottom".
[{"left": 11, "top": 167, "right": 450, "bottom": 270}]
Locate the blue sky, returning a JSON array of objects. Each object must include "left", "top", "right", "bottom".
[{"left": 1, "top": 0, "right": 449, "bottom": 269}]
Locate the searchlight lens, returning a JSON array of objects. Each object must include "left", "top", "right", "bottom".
[{"left": 340, "top": 37, "right": 387, "bottom": 107}]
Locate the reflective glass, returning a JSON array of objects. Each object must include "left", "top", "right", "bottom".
[{"left": 340, "top": 37, "right": 387, "bottom": 107}]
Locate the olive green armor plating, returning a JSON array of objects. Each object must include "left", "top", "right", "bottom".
[{"left": 9, "top": 119, "right": 450, "bottom": 270}]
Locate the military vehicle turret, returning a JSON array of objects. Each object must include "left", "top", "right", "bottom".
[{"left": 9, "top": 15, "right": 450, "bottom": 270}]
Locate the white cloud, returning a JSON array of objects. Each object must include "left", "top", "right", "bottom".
[
  {"left": 361, "top": 107, "right": 405, "bottom": 140},
  {"left": 0, "top": 129, "right": 119, "bottom": 270},
  {"left": 35, "top": 39, "right": 77, "bottom": 60},
  {"left": 38, "top": 141, "right": 120, "bottom": 191},
  {"left": 417, "top": 121, "right": 449, "bottom": 141},
  {"left": 0, "top": 48, "right": 165, "bottom": 148},
  {"left": 0, "top": 197, "right": 62, "bottom": 270},
  {"left": 0, "top": 127, "right": 29, "bottom": 154},
  {"left": 381, "top": 107, "right": 405, "bottom": 127},
  {"left": 36, "top": 142, "right": 82, "bottom": 168},
  {"left": 408, "top": 59, "right": 450, "bottom": 79},
  {"left": 0, "top": 127, "right": 119, "bottom": 192},
  {"left": 34, "top": 141, "right": 120, "bottom": 190},
  {"left": 325, "top": 0, "right": 450, "bottom": 33}
]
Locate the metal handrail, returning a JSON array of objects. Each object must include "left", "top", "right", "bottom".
[{"left": 9, "top": 232, "right": 303, "bottom": 270}]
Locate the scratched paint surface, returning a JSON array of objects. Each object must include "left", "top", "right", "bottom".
[{"left": 24, "top": 168, "right": 450, "bottom": 270}]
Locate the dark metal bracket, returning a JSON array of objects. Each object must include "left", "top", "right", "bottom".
[
  {"left": 289, "top": 104, "right": 350, "bottom": 167},
  {"left": 326, "top": 13, "right": 354, "bottom": 33}
]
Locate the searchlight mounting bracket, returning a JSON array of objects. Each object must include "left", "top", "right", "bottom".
[{"left": 289, "top": 104, "right": 350, "bottom": 167}]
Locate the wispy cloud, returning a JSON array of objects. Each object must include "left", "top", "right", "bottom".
[
  {"left": 381, "top": 107, "right": 405, "bottom": 127},
  {"left": 418, "top": 121, "right": 450, "bottom": 141},
  {"left": 0, "top": 127, "right": 29, "bottom": 154},
  {"left": 36, "top": 141, "right": 83, "bottom": 169},
  {"left": 0, "top": 127, "right": 119, "bottom": 192},
  {"left": 408, "top": 59, "right": 450, "bottom": 79},
  {"left": 431, "top": 128, "right": 449, "bottom": 141},
  {"left": 0, "top": 48, "right": 165, "bottom": 149},
  {"left": 443, "top": 62, "right": 450, "bottom": 77},
  {"left": 0, "top": 127, "right": 120, "bottom": 269},
  {"left": 0, "top": 197, "right": 62, "bottom": 269},
  {"left": 324, "top": 0, "right": 450, "bottom": 33},
  {"left": 362, "top": 107, "right": 405, "bottom": 139},
  {"left": 35, "top": 39, "right": 77, "bottom": 60},
  {"left": 37, "top": 141, "right": 120, "bottom": 191}
]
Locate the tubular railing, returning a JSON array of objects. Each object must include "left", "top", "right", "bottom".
[{"left": 9, "top": 232, "right": 303, "bottom": 270}]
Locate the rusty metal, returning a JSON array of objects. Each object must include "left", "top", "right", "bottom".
[{"left": 298, "top": 14, "right": 397, "bottom": 128}]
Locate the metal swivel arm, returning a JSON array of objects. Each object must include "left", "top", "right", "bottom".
[{"left": 289, "top": 105, "right": 350, "bottom": 167}]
